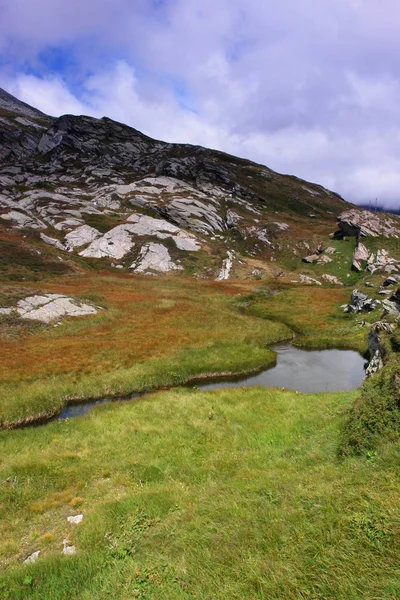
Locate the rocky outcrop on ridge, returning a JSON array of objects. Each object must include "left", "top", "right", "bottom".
[
  {"left": 0, "top": 87, "right": 355, "bottom": 280},
  {"left": 337, "top": 209, "right": 400, "bottom": 238},
  {"left": 2, "top": 89, "right": 400, "bottom": 282}
]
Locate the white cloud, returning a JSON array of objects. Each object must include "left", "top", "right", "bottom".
[
  {"left": 2, "top": 75, "right": 89, "bottom": 116},
  {"left": 1, "top": 0, "right": 400, "bottom": 208}
]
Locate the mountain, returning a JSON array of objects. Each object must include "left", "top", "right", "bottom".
[{"left": 1, "top": 88, "right": 399, "bottom": 282}]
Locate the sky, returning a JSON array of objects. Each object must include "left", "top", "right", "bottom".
[{"left": 0, "top": 0, "right": 399, "bottom": 209}]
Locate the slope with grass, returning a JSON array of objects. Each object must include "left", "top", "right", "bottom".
[
  {"left": 1, "top": 88, "right": 400, "bottom": 600},
  {"left": 0, "top": 385, "right": 399, "bottom": 599}
]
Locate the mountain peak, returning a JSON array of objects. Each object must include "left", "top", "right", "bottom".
[{"left": 0, "top": 87, "right": 46, "bottom": 118}]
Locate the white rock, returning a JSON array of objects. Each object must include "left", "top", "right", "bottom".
[
  {"left": 65, "top": 225, "right": 101, "bottom": 249},
  {"left": 274, "top": 222, "right": 289, "bottom": 230},
  {"left": 40, "top": 233, "right": 68, "bottom": 251},
  {"left": 318, "top": 255, "right": 333, "bottom": 264},
  {"left": 0, "top": 210, "right": 46, "bottom": 229},
  {"left": 62, "top": 539, "right": 77, "bottom": 556},
  {"left": 16, "top": 294, "right": 97, "bottom": 323},
  {"left": 23, "top": 550, "right": 40, "bottom": 564},
  {"left": 80, "top": 216, "right": 201, "bottom": 260},
  {"left": 355, "top": 242, "right": 369, "bottom": 261},
  {"left": 54, "top": 218, "right": 84, "bottom": 231},
  {"left": 80, "top": 225, "right": 135, "bottom": 259},
  {"left": 126, "top": 214, "right": 200, "bottom": 250},
  {"left": 130, "top": 243, "right": 183, "bottom": 273},
  {"left": 0, "top": 308, "right": 13, "bottom": 315},
  {"left": 216, "top": 251, "right": 235, "bottom": 281},
  {"left": 166, "top": 198, "right": 225, "bottom": 234},
  {"left": 299, "top": 274, "right": 322, "bottom": 286},
  {"left": 67, "top": 514, "right": 83, "bottom": 524}
]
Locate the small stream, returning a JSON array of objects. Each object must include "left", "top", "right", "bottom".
[{"left": 58, "top": 344, "right": 366, "bottom": 421}]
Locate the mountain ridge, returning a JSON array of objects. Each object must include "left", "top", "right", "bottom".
[{"left": 1, "top": 87, "right": 399, "bottom": 283}]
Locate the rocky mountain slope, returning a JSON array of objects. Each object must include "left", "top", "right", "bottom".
[{"left": 1, "top": 87, "right": 399, "bottom": 283}]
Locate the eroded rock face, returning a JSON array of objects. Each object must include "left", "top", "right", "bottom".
[
  {"left": 216, "top": 251, "right": 235, "bottom": 281},
  {"left": 5, "top": 294, "right": 98, "bottom": 323},
  {"left": 161, "top": 197, "right": 226, "bottom": 235},
  {"left": 79, "top": 215, "right": 201, "bottom": 261},
  {"left": 126, "top": 214, "right": 201, "bottom": 251},
  {"left": 80, "top": 225, "right": 135, "bottom": 259},
  {"left": 0, "top": 210, "right": 46, "bottom": 229},
  {"left": 65, "top": 225, "right": 102, "bottom": 249},
  {"left": 130, "top": 243, "right": 182, "bottom": 273},
  {"left": 0, "top": 87, "right": 373, "bottom": 280},
  {"left": 338, "top": 209, "right": 400, "bottom": 238}
]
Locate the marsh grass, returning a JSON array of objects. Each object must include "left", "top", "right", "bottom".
[
  {"left": 0, "top": 273, "right": 370, "bottom": 426},
  {"left": 0, "top": 386, "right": 399, "bottom": 598},
  {"left": 0, "top": 272, "right": 371, "bottom": 426},
  {"left": 0, "top": 275, "right": 294, "bottom": 425},
  {"left": 241, "top": 286, "right": 369, "bottom": 353}
]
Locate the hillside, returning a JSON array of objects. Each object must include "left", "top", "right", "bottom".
[
  {"left": 0, "top": 89, "right": 400, "bottom": 600},
  {"left": 0, "top": 87, "right": 351, "bottom": 279}
]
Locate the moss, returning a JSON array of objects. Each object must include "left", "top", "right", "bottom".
[
  {"left": 339, "top": 348, "right": 400, "bottom": 455},
  {"left": 0, "top": 239, "right": 72, "bottom": 280}
]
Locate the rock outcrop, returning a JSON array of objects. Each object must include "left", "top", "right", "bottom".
[
  {"left": 0, "top": 87, "right": 355, "bottom": 280},
  {"left": 1, "top": 294, "right": 98, "bottom": 323},
  {"left": 130, "top": 242, "right": 183, "bottom": 273},
  {"left": 338, "top": 209, "right": 400, "bottom": 238},
  {"left": 365, "top": 326, "right": 386, "bottom": 377},
  {"left": 352, "top": 241, "right": 369, "bottom": 272},
  {"left": 344, "top": 290, "right": 380, "bottom": 313},
  {"left": 216, "top": 251, "right": 235, "bottom": 281}
]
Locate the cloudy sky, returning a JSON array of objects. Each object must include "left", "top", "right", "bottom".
[{"left": 1, "top": 0, "right": 399, "bottom": 209}]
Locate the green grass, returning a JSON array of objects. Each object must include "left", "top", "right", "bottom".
[
  {"left": 0, "top": 272, "right": 372, "bottom": 426},
  {"left": 239, "top": 286, "right": 369, "bottom": 353},
  {"left": 340, "top": 348, "right": 400, "bottom": 455},
  {"left": 0, "top": 386, "right": 399, "bottom": 599},
  {"left": 0, "top": 239, "right": 72, "bottom": 281},
  {"left": 0, "top": 338, "right": 285, "bottom": 427}
]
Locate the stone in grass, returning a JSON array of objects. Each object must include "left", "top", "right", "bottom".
[
  {"left": 23, "top": 550, "right": 40, "bottom": 564},
  {"left": 62, "top": 539, "right": 77, "bottom": 556},
  {"left": 321, "top": 274, "right": 343, "bottom": 286},
  {"left": 67, "top": 514, "right": 83, "bottom": 524},
  {"left": 302, "top": 254, "right": 320, "bottom": 263}
]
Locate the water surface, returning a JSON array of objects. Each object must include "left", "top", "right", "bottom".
[
  {"left": 59, "top": 344, "right": 365, "bottom": 420},
  {"left": 200, "top": 344, "right": 365, "bottom": 393}
]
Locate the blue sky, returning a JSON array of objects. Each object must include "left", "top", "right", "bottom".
[{"left": 1, "top": 0, "right": 400, "bottom": 209}]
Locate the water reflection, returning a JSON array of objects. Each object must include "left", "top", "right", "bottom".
[
  {"left": 199, "top": 344, "right": 365, "bottom": 393},
  {"left": 58, "top": 344, "right": 365, "bottom": 420}
]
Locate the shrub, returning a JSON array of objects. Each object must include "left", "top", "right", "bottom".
[{"left": 339, "top": 350, "right": 400, "bottom": 455}]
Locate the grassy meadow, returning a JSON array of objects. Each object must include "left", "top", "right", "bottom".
[
  {"left": 0, "top": 385, "right": 399, "bottom": 599},
  {"left": 0, "top": 274, "right": 359, "bottom": 427},
  {"left": 0, "top": 270, "right": 399, "bottom": 599}
]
